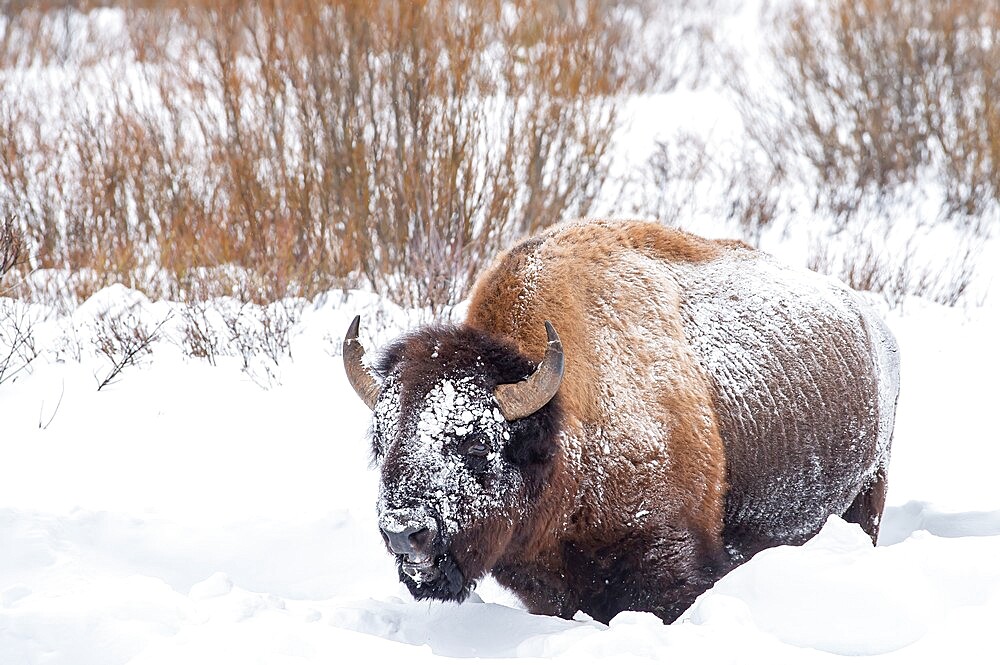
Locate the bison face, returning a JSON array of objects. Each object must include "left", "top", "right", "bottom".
[
  {"left": 373, "top": 373, "right": 527, "bottom": 601},
  {"left": 344, "top": 318, "right": 564, "bottom": 603}
]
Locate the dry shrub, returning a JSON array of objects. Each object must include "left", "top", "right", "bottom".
[
  {"left": 1, "top": 214, "right": 25, "bottom": 283},
  {"left": 735, "top": 0, "right": 1000, "bottom": 229},
  {"left": 1, "top": 0, "right": 655, "bottom": 313},
  {"left": 722, "top": 156, "right": 782, "bottom": 245},
  {"left": 639, "top": 134, "right": 714, "bottom": 226},
  {"left": 0, "top": 214, "right": 36, "bottom": 382},
  {"left": 54, "top": 318, "right": 85, "bottom": 363},
  {"left": 633, "top": 134, "right": 780, "bottom": 245},
  {"left": 0, "top": 299, "right": 38, "bottom": 384},
  {"left": 808, "top": 234, "right": 979, "bottom": 309},
  {"left": 180, "top": 300, "right": 221, "bottom": 366},
  {"left": 92, "top": 304, "right": 170, "bottom": 390},
  {"left": 217, "top": 298, "right": 302, "bottom": 387},
  {"left": 636, "top": 0, "right": 732, "bottom": 92}
]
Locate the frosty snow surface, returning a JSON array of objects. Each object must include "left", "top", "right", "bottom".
[
  {"left": 3, "top": 2, "right": 1000, "bottom": 662},
  {"left": 1, "top": 284, "right": 999, "bottom": 664}
]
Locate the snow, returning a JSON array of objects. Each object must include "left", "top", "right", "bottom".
[
  {"left": 2, "top": 284, "right": 999, "bottom": 664},
  {"left": 376, "top": 372, "right": 520, "bottom": 549},
  {"left": 3, "top": 3, "right": 999, "bottom": 662}
]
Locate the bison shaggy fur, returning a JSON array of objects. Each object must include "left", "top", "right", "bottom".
[{"left": 346, "top": 219, "right": 900, "bottom": 623}]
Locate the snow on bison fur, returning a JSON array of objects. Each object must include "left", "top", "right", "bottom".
[{"left": 343, "top": 219, "right": 900, "bottom": 623}]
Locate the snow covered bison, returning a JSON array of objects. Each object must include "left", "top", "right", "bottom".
[{"left": 343, "top": 219, "right": 900, "bottom": 623}]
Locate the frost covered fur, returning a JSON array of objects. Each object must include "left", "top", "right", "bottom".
[{"left": 351, "top": 219, "right": 900, "bottom": 624}]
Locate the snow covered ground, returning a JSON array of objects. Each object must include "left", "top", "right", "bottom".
[
  {"left": 3, "top": 3, "right": 999, "bottom": 662},
  {"left": 1, "top": 283, "right": 999, "bottom": 664}
]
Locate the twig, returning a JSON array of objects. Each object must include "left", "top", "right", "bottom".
[
  {"left": 94, "top": 308, "right": 173, "bottom": 391},
  {"left": 38, "top": 380, "right": 66, "bottom": 430}
]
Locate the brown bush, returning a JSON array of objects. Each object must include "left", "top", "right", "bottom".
[
  {"left": 807, "top": 232, "right": 980, "bottom": 308},
  {"left": 1, "top": 214, "right": 25, "bottom": 282},
  {"left": 734, "top": 0, "right": 1000, "bottom": 228},
  {"left": 1, "top": 211, "right": 36, "bottom": 384},
  {"left": 0, "top": 0, "right": 654, "bottom": 312},
  {"left": 631, "top": 134, "right": 780, "bottom": 245}
]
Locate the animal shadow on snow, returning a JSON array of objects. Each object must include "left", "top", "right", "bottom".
[
  {"left": 879, "top": 501, "right": 1000, "bottom": 546},
  {"left": 332, "top": 594, "right": 578, "bottom": 657}
]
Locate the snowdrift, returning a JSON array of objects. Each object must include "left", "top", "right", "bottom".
[{"left": 1, "top": 288, "right": 998, "bottom": 664}]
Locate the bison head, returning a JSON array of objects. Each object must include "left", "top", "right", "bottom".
[{"left": 343, "top": 317, "right": 563, "bottom": 602}]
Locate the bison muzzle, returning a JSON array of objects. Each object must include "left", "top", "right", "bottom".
[{"left": 343, "top": 219, "right": 900, "bottom": 623}]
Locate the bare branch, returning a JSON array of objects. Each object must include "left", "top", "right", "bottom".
[
  {"left": 0, "top": 214, "right": 26, "bottom": 281},
  {"left": 38, "top": 379, "right": 65, "bottom": 430},
  {"left": 0, "top": 300, "right": 39, "bottom": 385},
  {"left": 93, "top": 306, "right": 172, "bottom": 391}
]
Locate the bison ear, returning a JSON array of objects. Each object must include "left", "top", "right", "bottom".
[
  {"left": 494, "top": 321, "right": 564, "bottom": 420},
  {"left": 343, "top": 315, "right": 382, "bottom": 410}
]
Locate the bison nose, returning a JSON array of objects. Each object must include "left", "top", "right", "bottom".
[{"left": 381, "top": 524, "right": 436, "bottom": 557}]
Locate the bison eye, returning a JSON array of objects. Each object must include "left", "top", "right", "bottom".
[{"left": 460, "top": 434, "right": 490, "bottom": 457}]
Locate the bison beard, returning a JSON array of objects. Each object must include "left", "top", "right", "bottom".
[
  {"left": 344, "top": 219, "right": 900, "bottom": 625},
  {"left": 397, "top": 552, "right": 468, "bottom": 602}
]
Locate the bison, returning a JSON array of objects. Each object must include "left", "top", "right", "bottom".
[{"left": 343, "top": 219, "right": 900, "bottom": 623}]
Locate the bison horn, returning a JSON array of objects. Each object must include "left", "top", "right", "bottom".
[
  {"left": 343, "top": 315, "right": 382, "bottom": 410},
  {"left": 494, "top": 321, "right": 564, "bottom": 420}
]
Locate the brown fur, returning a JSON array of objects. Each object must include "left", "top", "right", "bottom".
[
  {"left": 458, "top": 218, "right": 897, "bottom": 622},
  {"left": 467, "top": 219, "right": 728, "bottom": 534},
  {"left": 465, "top": 220, "right": 733, "bottom": 620}
]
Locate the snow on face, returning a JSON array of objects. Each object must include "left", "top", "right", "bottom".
[{"left": 372, "top": 374, "right": 524, "bottom": 541}]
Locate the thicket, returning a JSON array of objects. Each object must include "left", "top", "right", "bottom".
[
  {"left": 1, "top": 0, "right": 995, "bottom": 328},
  {"left": 0, "top": 0, "right": 655, "bottom": 313},
  {"left": 735, "top": 0, "right": 999, "bottom": 230},
  {"left": 637, "top": 0, "right": 996, "bottom": 307},
  {"left": 1, "top": 214, "right": 36, "bottom": 383}
]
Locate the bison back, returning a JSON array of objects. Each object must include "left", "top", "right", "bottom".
[{"left": 675, "top": 247, "right": 900, "bottom": 559}]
